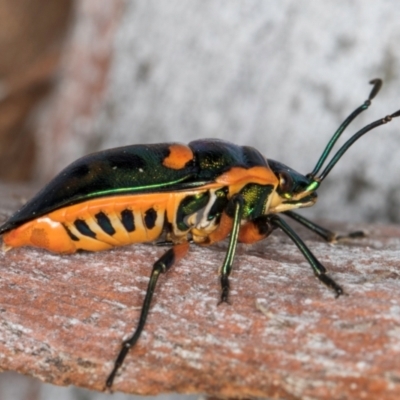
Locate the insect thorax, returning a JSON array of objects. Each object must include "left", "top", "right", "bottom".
[{"left": 169, "top": 182, "right": 276, "bottom": 244}]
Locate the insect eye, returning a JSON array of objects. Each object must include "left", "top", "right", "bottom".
[{"left": 279, "top": 172, "right": 293, "bottom": 194}]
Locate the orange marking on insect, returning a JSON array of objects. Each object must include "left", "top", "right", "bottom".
[
  {"left": 162, "top": 144, "right": 194, "bottom": 170},
  {"left": 205, "top": 211, "right": 233, "bottom": 245},
  {"left": 216, "top": 166, "right": 278, "bottom": 188},
  {"left": 238, "top": 221, "right": 269, "bottom": 244},
  {"left": 3, "top": 193, "right": 178, "bottom": 253},
  {"left": 3, "top": 217, "right": 76, "bottom": 253},
  {"left": 30, "top": 228, "right": 49, "bottom": 248},
  {"left": 105, "top": 212, "right": 130, "bottom": 244},
  {"left": 74, "top": 234, "right": 113, "bottom": 252}
]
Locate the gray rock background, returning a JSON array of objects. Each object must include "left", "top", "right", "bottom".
[{"left": 89, "top": 1, "right": 400, "bottom": 225}]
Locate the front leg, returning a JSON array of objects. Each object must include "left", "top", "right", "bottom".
[
  {"left": 284, "top": 210, "right": 365, "bottom": 243},
  {"left": 270, "top": 214, "right": 343, "bottom": 297},
  {"left": 215, "top": 194, "right": 244, "bottom": 304}
]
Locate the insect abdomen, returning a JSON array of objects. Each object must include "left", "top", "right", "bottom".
[{"left": 2, "top": 194, "right": 169, "bottom": 253}]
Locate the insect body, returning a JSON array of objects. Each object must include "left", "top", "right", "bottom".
[
  {"left": 0, "top": 79, "right": 399, "bottom": 389},
  {"left": 1, "top": 141, "right": 289, "bottom": 252}
]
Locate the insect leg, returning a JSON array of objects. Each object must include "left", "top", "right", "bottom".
[
  {"left": 219, "top": 194, "right": 244, "bottom": 304},
  {"left": 269, "top": 214, "right": 343, "bottom": 297},
  {"left": 105, "top": 242, "right": 189, "bottom": 389},
  {"left": 284, "top": 210, "right": 365, "bottom": 243},
  {"left": 156, "top": 238, "right": 195, "bottom": 246},
  {"left": 155, "top": 240, "right": 174, "bottom": 246}
]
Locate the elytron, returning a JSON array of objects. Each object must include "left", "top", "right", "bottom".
[{"left": 0, "top": 79, "right": 399, "bottom": 389}]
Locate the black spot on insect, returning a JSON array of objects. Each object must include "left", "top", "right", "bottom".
[
  {"left": 254, "top": 215, "right": 274, "bottom": 236},
  {"left": 63, "top": 224, "right": 79, "bottom": 241},
  {"left": 121, "top": 209, "right": 135, "bottom": 232},
  {"left": 95, "top": 212, "right": 116, "bottom": 236},
  {"left": 74, "top": 219, "right": 96, "bottom": 238},
  {"left": 144, "top": 208, "right": 157, "bottom": 229},
  {"left": 163, "top": 213, "right": 173, "bottom": 234}
]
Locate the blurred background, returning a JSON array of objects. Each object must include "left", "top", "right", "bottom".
[{"left": 1, "top": 0, "right": 400, "bottom": 399}]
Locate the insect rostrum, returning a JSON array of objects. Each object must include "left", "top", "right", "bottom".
[{"left": 0, "top": 79, "right": 399, "bottom": 389}]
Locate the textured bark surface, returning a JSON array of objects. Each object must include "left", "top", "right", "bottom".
[{"left": 1, "top": 183, "right": 400, "bottom": 399}]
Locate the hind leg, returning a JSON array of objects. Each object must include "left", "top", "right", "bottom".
[{"left": 105, "top": 242, "right": 189, "bottom": 390}]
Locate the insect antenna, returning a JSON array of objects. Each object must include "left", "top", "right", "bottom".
[
  {"left": 308, "top": 79, "right": 382, "bottom": 180},
  {"left": 315, "top": 108, "right": 400, "bottom": 182}
]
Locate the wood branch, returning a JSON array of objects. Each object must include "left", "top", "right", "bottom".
[{"left": 1, "top": 182, "right": 400, "bottom": 399}]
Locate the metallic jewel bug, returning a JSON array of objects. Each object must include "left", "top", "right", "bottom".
[{"left": 0, "top": 79, "right": 399, "bottom": 389}]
